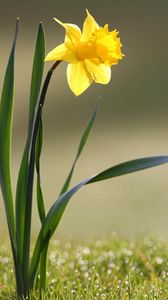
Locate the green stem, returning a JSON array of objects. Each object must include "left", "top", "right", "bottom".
[{"left": 22, "top": 61, "right": 61, "bottom": 293}]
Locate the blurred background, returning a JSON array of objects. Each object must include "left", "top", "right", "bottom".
[{"left": 0, "top": 0, "right": 168, "bottom": 239}]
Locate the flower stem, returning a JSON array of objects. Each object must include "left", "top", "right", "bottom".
[{"left": 22, "top": 60, "right": 61, "bottom": 294}]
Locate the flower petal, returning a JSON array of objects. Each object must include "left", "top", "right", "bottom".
[
  {"left": 67, "top": 62, "right": 93, "bottom": 96},
  {"left": 54, "top": 18, "right": 81, "bottom": 46},
  {"left": 45, "top": 43, "right": 77, "bottom": 63},
  {"left": 81, "top": 10, "right": 99, "bottom": 41},
  {"left": 85, "top": 60, "right": 111, "bottom": 84}
]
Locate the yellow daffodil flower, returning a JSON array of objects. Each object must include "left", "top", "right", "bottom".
[{"left": 45, "top": 10, "right": 124, "bottom": 96}]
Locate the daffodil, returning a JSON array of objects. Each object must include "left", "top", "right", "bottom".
[{"left": 45, "top": 10, "right": 124, "bottom": 96}]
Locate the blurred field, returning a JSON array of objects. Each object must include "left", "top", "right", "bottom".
[
  {"left": 0, "top": 0, "right": 168, "bottom": 239},
  {"left": 1, "top": 237, "right": 168, "bottom": 299}
]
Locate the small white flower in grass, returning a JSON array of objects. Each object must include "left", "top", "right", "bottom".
[
  {"left": 82, "top": 247, "right": 90, "bottom": 255},
  {"left": 156, "top": 256, "right": 163, "bottom": 264}
]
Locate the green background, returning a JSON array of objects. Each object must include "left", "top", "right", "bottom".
[{"left": 0, "top": 0, "right": 168, "bottom": 238}]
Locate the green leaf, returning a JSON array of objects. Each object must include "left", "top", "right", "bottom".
[
  {"left": 29, "top": 155, "right": 168, "bottom": 286},
  {"left": 86, "top": 156, "right": 168, "bottom": 183},
  {"left": 35, "top": 116, "right": 47, "bottom": 292},
  {"left": 35, "top": 117, "right": 45, "bottom": 223},
  {"left": 0, "top": 18, "right": 19, "bottom": 237},
  {"left": 59, "top": 104, "right": 98, "bottom": 195},
  {"left": 39, "top": 241, "right": 49, "bottom": 293},
  {"left": 0, "top": 19, "right": 24, "bottom": 295},
  {"left": 15, "top": 23, "right": 45, "bottom": 280},
  {"left": 28, "top": 24, "right": 46, "bottom": 132}
]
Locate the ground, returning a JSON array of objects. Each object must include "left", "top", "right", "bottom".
[{"left": 1, "top": 236, "right": 168, "bottom": 299}]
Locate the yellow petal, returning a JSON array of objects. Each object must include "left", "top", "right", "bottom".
[
  {"left": 93, "top": 27, "right": 124, "bottom": 64},
  {"left": 67, "top": 62, "right": 93, "bottom": 96},
  {"left": 54, "top": 18, "right": 81, "bottom": 47},
  {"left": 85, "top": 60, "right": 111, "bottom": 84},
  {"left": 45, "top": 43, "right": 77, "bottom": 63},
  {"left": 81, "top": 10, "right": 99, "bottom": 41}
]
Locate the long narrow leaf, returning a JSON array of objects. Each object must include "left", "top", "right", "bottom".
[
  {"left": 0, "top": 19, "right": 19, "bottom": 236},
  {"left": 29, "top": 154, "right": 168, "bottom": 286},
  {"left": 15, "top": 23, "right": 45, "bottom": 279},
  {"left": 35, "top": 101, "right": 98, "bottom": 291},
  {"left": 35, "top": 115, "right": 47, "bottom": 292},
  {"left": 59, "top": 104, "right": 98, "bottom": 195},
  {"left": 87, "top": 156, "right": 168, "bottom": 183},
  {"left": 28, "top": 24, "right": 45, "bottom": 132},
  {"left": 35, "top": 116, "right": 45, "bottom": 222},
  {"left": 39, "top": 241, "right": 49, "bottom": 293},
  {"left": 0, "top": 19, "right": 24, "bottom": 294}
]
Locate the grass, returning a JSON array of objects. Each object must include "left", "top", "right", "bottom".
[{"left": 1, "top": 236, "right": 168, "bottom": 299}]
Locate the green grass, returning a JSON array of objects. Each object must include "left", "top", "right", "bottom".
[{"left": 1, "top": 236, "right": 168, "bottom": 299}]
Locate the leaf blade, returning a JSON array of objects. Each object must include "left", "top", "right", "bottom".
[
  {"left": 59, "top": 104, "right": 98, "bottom": 195},
  {"left": 29, "top": 154, "right": 168, "bottom": 286},
  {"left": 28, "top": 23, "right": 46, "bottom": 131},
  {"left": 0, "top": 18, "right": 19, "bottom": 237},
  {"left": 0, "top": 19, "right": 24, "bottom": 294},
  {"left": 87, "top": 155, "right": 168, "bottom": 183},
  {"left": 15, "top": 23, "right": 45, "bottom": 275},
  {"left": 35, "top": 117, "right": 45, "bottom": 223}
]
